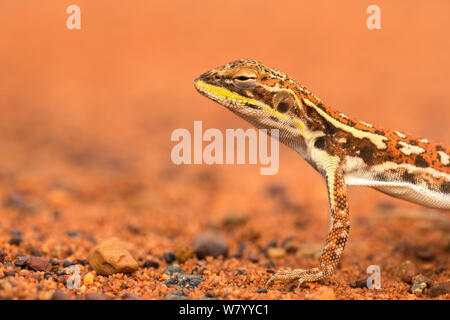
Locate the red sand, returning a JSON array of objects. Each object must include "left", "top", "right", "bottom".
[{"left": 0, "top": 1, "right": 448, "bottom": 299}]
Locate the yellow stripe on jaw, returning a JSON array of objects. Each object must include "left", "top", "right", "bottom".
[{"left": 194, "top": 80, "right": 305, "bottom": 131}]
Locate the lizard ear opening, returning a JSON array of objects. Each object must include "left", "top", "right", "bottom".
[{"left": 273, "top": 91, "right": 296, "bottom": 114}]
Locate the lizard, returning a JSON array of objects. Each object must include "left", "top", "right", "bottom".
[{"left": 194, "top": 59, "right": 450, "bottom": 288}]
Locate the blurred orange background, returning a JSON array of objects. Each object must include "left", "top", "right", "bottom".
[{"left": 0, "top": 0, "right": 449, "bottom": 226}]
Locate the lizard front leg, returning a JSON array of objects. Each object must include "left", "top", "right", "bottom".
[{"left": 266, "top": 164, "right": 350, "bottom": 288}]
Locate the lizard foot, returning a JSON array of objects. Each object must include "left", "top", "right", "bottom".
[{"left": 266, "top": 267, "right": 325, "bottom": 288}]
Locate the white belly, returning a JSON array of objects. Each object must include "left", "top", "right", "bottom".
[{"left": 345, "top": 177, "right": 450, "bottom": 210}]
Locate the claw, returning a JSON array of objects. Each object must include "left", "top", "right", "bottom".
[{"left": 266, "top": 269, "right": 307, "bottom": 288}]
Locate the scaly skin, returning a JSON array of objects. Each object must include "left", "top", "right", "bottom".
[{"left": 194, "top": 59, "right": 450, "bottom": 287}]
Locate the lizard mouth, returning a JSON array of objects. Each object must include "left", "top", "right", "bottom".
[{"left": 194, "top": 80, "right": 261, "bottom": 110}]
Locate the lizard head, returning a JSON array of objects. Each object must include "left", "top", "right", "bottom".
[{"left": 194, "top": 59, "right": 309, "bottom": 137}]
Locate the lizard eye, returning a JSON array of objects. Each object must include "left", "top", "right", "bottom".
[{"left": 232, "top": 69, "right": 258, "bottom": 89}]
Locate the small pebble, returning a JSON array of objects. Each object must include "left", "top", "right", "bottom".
[
  {"left": 164, "top": 271, "right": 204, "bottom": 289},
  {"left": 19, "top": 270, "right": 30, "bottom": 277},
  {"left": 88, "top": 238, "right": 139, "bottom": 276},
  {"left": 247, "top": 252, "right": 259, "bottom": 263},
  {"left": 76, "top": 259, "right": 89, "bottom": 266},
  {"left": 66, "top": 230, "right": 81, "bottom": 237},
  {"left": 237, "top": 268, "right": 246, "bottom": 275},
  {"left": 122, "top": 292, "right": 143, "bottom": 300},
  {"left": 262, "top": 241, "right": 277, "bottom": 252},
  {"left": 164, "top": 251, "right": 176, "bottom": 264},
  {"left": 193, "top": 234, "right": 229, "bottom": 259},
  {"left": 31, "top": 273, "right": 41, "bottom": 281},
  {"left": 125, "top": 224, "right": 141, "bottom": 235},
  {"left": 0, "top": 248, "right": 6, "bottom": 263},
  {"left": 83, "top": 272, "right": 95, "bottom": 286},
  {"left": 143, "top": 259, "right": 160, "bottom": 269},
  {"left": 396, "top": 260, "right": 420, "bottom": 283},
  {"left": 56, "top": 270, "right": 67, "bottom": 276},
  {"left": 28, "top": 257, "right": 51, "bottom": 272},
  {"left": 256, "top": 288, "right": 267, "bottom": 293},
  {"left": 427, "top": 282, "right": 450, "bottom": 298},
  {"left": 410, "top": 282, "right": 427, "bottom": 295},
  {"left": 51, "top": 290, "right": 71, "bottom": 300},
  {"left": 44, "top": 271, "right": 53, "bottom": 280},
  {"left": 413, "top": 246, "right": 435, "bottom": 261},
  {"left": 222, "top": 212, "right": 247, "bottom": 228},
  {"left": 15, "top": 255, "right": 30, "bottom": 267},
  {"left": 50, "top": 259, "right": 60, "bottom": 266},
  {"left": 283, "top": 240, "right": 300, "bottom": 254},
  {"left": 349, "top": 278, "right": 369, "bottom": 289},
  {"left": 266, "top": 247, "right": 286, "bottom": 259},
  {"left": 63, "top": 260, "right": 76, "bottom": 268},
  {"left": 411, "top": 274, "right": 432, "bottom": 287},
  {"left": 205, "top": 290, "right": 215, "bottom": 298},
  {"left": 9, "top": 235, "right": 23, "bottom": 246},
  {"left": 174, "top": 245, "right": 194, "bottom": 263}
]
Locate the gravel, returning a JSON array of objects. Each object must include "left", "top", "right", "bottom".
[
  {"left": 28, "top": 257, "right": 52, "bottom": 272},
  {"left": 63, "top": 260, "right": 76, "bottom": 268},
  {"left": 15, "top": 255, "right": 30, "bottom": 267},
  {"left": 427, "top": 282, "right": 450, "bottom": 297},
  {"left": 143, "top": 259, "right": 160, "bottom": 269},
  {"left": 193, "top": 234, "right": 229, "bottom": 259},
  {"left": 162, "top": 266, "right": 204, "bottom": 289},
  {"left": 51, "top": 290, "right": 72, "bottom": 300},
  {"left": 163, "top": 251, "right": 176, "bottom": 264}
]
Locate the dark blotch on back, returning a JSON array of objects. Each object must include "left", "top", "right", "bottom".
[{"left": 414, "top": 155, "right": 429, "bottom": 168}]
